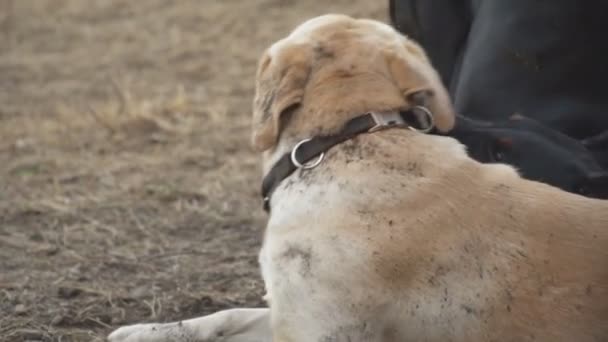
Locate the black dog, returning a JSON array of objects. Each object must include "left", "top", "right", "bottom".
[
  {"left": 390, "top": 0, "right": 608, "bottom": 139},
  {"left": 447, "top": 115, "right": 608, "bottom": 199},
  {"left": 390, "top": 0, "right": 608, "bottom": 198}
]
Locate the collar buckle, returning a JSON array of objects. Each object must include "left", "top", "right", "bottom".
[{"left": 368, "top": 111, "right": 406, "bottom": 133}]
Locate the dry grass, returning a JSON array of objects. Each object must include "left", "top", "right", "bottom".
[{"left": 0, "top": 1, "right": 386, "bottom": 341}]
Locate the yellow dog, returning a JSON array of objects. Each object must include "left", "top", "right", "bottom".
[{"left": 109, "top": 14, "right": 608, "bottom": 342}]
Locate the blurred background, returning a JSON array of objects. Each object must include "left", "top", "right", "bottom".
[{"left": 0, "top": 1, "right": 385, "bottom": 341}]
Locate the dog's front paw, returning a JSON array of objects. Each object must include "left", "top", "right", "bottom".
[
  {"left": 107, "top": 324, "right": 163, "bottom": 342},
  {"left": 108, "top": 320, "right": 198, "bottom": 342}
]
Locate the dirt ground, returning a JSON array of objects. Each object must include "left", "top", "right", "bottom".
[{"left": 0, "top": 1, "right": 386, "bottom": 341}]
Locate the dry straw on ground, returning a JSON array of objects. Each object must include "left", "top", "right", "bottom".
[{"left": 0, "top": 1, "right": 386, "bottom": 341}]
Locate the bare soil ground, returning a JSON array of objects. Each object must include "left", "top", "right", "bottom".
[{"left": 0, "top": 1, "right": 386, "bottom": 341}]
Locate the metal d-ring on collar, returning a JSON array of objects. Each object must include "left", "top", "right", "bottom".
[
  {"left": 409, "top": 106, "right": 435, "bottom": 134},
  {"left": 289, "top": 106, "right": 432, "bottom": 171},
  {"left": 291, "top": 138, "right": 325, "bottom": 170},
  {"left": 261, "top": 106, "right": 436, "bottom": 212}
]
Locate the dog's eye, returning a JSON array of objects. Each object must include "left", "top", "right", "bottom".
[
  {"left": 490, "top": 137, "right": 512, "bottom": 162},
  {"left": 487, "top": 144, "right": 506, "bottom": 162},
  {"left": 493, "top": 150, "right": 504, "bottom": 161}
]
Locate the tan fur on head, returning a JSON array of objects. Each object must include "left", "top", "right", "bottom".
[
  {"left": 386, "top": 38, "right": 455, "bottom": 131},
  {"left": 251, "top": 43, "right": 312, "bottom": 152},
  {"left": 251, "top": 14, "right": 456, "bottom": 152}
]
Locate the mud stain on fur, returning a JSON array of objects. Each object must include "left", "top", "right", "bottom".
[
  {"left": 280, "top": 244, "right": 313, "bottom": 276},
  {"left": 148, "top": 322, "right": 198, "bottom": 342},
  {"left": 320, "top": 321, "right": 374, "bottom": 342},
  {"left": 314, "top": 43, "right": 335, "bottom": 59},
  {"left": 339, "top": 138, "right": 366, "bottom": 164}
]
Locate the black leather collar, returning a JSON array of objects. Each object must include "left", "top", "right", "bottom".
[{"left": 261, "top": 107, "right": 434, "bottom": 212}]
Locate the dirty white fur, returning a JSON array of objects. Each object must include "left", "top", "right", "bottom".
[
  {"left": 109, "top": 14, "right": 608, "bottom": 342},
  {"left": 108, "top": 308, "right": 270, "bottom": 342}
]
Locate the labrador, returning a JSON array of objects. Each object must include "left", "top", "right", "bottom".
[{"left": 109, "top": 14, "right": 608, "bottom": 342}]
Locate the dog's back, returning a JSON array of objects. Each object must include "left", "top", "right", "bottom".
[
  {"left": 107, "top": 13, "right": 608, "bottom": 342},
  {"left": 254, "top": 14, "right": 608, "bottom": 342},
  {"left": 266, "top": 129, "right": 608, "bottom": 341}
]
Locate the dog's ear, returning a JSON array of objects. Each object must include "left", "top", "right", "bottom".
[
  {"left": 251, "top": 45, "right": 311, "bottom": 152},
  {"left": 387, "top": 39, "right": 455, "bottom": 132}
]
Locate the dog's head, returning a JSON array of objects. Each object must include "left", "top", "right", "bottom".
[{"left": 251, "top": 14, "right": 455, "bottom": 153}]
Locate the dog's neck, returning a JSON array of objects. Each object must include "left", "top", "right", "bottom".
[
  {"left": 262, "top": 135, "right": 305, "bottom": 176},
  {"left": 260, "top": 111, "right": 388, "bottom": 175},
  {"left": 259, "top": 109, "right": 438, "bottom": 213},
  {"left": 261, "top": 75, "right": 410, "bottom": 174}
]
